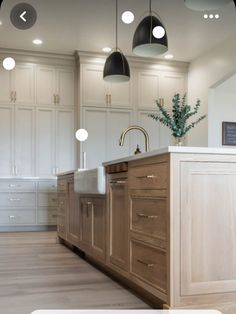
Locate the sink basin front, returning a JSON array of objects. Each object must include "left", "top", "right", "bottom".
[{"left": 74, "top": 167, "right": 106, "bottom": 195}]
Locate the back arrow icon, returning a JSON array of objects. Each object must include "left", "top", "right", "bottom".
[{"left": 20, "top": 11, "right": 27, "bottom": 22}]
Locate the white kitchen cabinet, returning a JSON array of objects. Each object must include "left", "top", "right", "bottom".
[
  {"left": 36, "top": 108, "right": 75, "bottom": 177},
  {"left": 0, "top": 105, "right": 35, "bottom": 177},
  {"left": 0, "top": 64, "right": 34, "bottom": 105},
  {"left": 56, "top": 109, "right": 75, "bottom": 173},
  {"left": 0, "top": 106, "right": 14, "bottom": 176},
  {"left": 81, "top": 64, "right": 132, "bottom": 109},
  {"left": 137, "top": 70, "right": 186, "bottom": 110},
  {"left": 15, "top": 106, "right": 35, "bottom": 176},
  {"left": 81, "top": 108, "right": 107, "bottom": 169},
  {"left": 36, "top": 108, "right": 55, "bottom": 177},
  {"left": 36, "top": 66, "right": 74, "bottom": 107},
  {"left": 81, "top": 107, "right": 133, "bottom": 169}
]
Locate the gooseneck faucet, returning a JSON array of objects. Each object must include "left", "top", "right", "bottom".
[{"left": 119, "top": 125, "right": 150, "bottom": 153}]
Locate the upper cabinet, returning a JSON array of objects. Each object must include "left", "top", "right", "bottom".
[
  {"left": 81, "top": 64, "right": 132, "bottom": 109},
  {"left": 36, "top": 66, "right": 74, "bottom": 107},
  {"left": 137, "top": 70, "right": 186, "bottom": 111},
  {"left": 0, "top": 64, "right": 35, "bottom": 105}
]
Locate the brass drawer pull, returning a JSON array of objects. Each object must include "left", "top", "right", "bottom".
[
  {"left": 110, "top": 180, "right": 126, "bottom": 184},
  {"left": 136, "top": 175, "right": 157, "bottom": 179},
  {"left": 137, "top": 213, "right": 158, "bottom": 219},
  {"left": 87, "top": 202, "right": 93, "bottom": 206},
  {"left": 137, "top": 259, "right": 154, "bottom": 267},
  {"left": 59, "top": 201, "right": 64, "bottom": 205}
]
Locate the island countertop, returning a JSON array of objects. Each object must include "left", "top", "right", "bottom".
[{"left": 102, "top": 146, "right": 236, "bottom": 166}]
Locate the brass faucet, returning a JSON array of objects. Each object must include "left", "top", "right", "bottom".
[{"left": 119, "top": 125, "right": 150, "bottom": 153}]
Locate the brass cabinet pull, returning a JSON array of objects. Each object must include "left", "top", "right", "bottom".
[
  {"left": 106, "top": 94, "right": 108, "bottom": 105},
  {"left": 109, "top": 94, "right": 112, "bottom": 106},
  {"left": 53, "top": 94, "right": 56, "bottom": 104},
  {"left": 57, "top": 94, "right": 60, "bottom": 104},
  {"left": 87, "top": 201, "right": 93, "bottom": 206},
  {"left": 14, "top": 91, "right": 17, "bottom": 102},
  {"left": 137, "top": 259, "right": 154, "bottom": 267},
  {"left": 10, "top": 91, "right": 14, "bottom": 102},
  {"left": 110, "top": 180, "right": 126, "bottom": 184},
  {"left": 137, "top": 213, "right": 158, "bottom": 219},
  {"left": 136, "top": 174, "right": 157, "bottom": 179}
]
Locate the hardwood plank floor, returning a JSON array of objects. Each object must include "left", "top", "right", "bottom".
[{"left": 0, "top": 232, "right": 150, "bottom": 314}]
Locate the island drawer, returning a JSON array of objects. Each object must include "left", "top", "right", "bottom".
[
  {"left": 0, "top": 193, "right": 36, "bottom": 208},
  {"left": 130, "top": 240, "right": 167, "bottom": 293},
  {"left": 0, "top": 210, "right": 36, "bottom": 225},
  {"left": 0, "top": 181, "right": 35, "bottom": 192},
  {"left": 129, "top": 163, "right": 168, "bottom": 190},
  {"left": 130, "top": 196, "right": 167, "bottom": 240}
]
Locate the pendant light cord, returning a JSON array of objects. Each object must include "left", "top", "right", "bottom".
[
  {"left": 116, "top": 0, "right": 118, "bottom": 50},
  {"left": 149, "top": 0, "right": 152, "bottom": 15}
]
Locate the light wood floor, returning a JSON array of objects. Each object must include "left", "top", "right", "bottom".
[{"left": 0, "top": 232, "right": 150, "bottom": 314}]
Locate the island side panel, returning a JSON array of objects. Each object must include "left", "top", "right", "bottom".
[{"left": 170, "top": 152, "right": 236, "bottom": 308}]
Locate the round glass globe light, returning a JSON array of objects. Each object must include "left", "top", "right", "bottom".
[
  {"left": 121, "top": 11, "right": 134, "bottom": 24},
  {"left": 75, "top": 129, "right": 88, "bottom": 142},
  {"left": 152, "top": 26, "right": 166, "bottom": 39},
  {"left": 3, "top": 57, "right": 16, "bottom": 70}
]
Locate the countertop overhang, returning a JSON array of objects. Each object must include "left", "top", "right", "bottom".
[{"left": 103, "top": 146, "right": 236, "bottom": 166}]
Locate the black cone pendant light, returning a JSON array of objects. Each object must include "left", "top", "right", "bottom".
[
  {"left": 184, "top": 0, "right": 232, "bottom": 11},
  {"left": 103, "top": 0, "right": 130, "bottom": 83},
  {"left": 132, "top": 0, "right": 168, "bottom": 57}
]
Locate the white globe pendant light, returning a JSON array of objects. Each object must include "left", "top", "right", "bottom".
[{"left": 184, "top": 0, "right": 232, "bottom": 11}]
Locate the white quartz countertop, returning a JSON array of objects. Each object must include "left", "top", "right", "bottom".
[{"left": 103, "top": 146, "right": 236, "bottom": 166}]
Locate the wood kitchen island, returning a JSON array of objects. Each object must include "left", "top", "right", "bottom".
[{"left": 58, "top": 147, "right": 236, "bottom": 313}]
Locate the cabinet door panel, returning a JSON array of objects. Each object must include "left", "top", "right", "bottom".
[
  {"left": 81, "top": 108, "right": 107, "bottom": 168},
  {"left": 36, "top": 67, "right": 55, "bottom": 105},
  {"left": 56, "top": 110, "right": 75, "bottom": 173},
  {"left": 13, "top": 65, "right": 35, "bottom": 104},
  {"left": 107, "top": 110, "right": 133, "bottom": 160},
  {"left": 91, "top": 198, "right": 106, "bottom": 261},
  {"left": 81, "top": 65, "right": 106, "bottom": 107},
  {"left": 0, "top": 68, "right": 11, "bottom": 103},
  {"left": 36, "top": 108, "right": 55, "bottom": 177},
  {"left": 79, "top": 198, "right": 92, "bottom": 248},
  {"left": 138, "top": 72, "right": 160, "bottom": 109},
  {"left": 160, "top": 73, "right": 186, "bottom": 110},
  {"left": 109, "top": 177, "right": 129, "bottom": 271},
  {"left": 110, "top": 81, "right": 131, "bottom": 108},
  {"left": 0, "top": 106, "right": 13, "bottom": 176},
  {"left": 15, "top": 107, "right": 35, "bottom": 176},
  {"left": 57, "top": 69, "right": 74, "bottom": 107}
]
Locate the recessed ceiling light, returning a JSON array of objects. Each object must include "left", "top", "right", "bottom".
[
  {"left": 102, "top": 47, "right": 112, "bottom": 53},
  {"left": 209, "top": 14, "right": 214, "bottom": 19},
  {"left": 0, "top": 20, "right": 2, "bottom": 25},
  {"left": 165, "top": 54, "right": 174, "bottom": 59},
  {"left": 75, "top": 129, "right": 88, "bottom": 142},
  {"left": 121, "top": 11, "right": 134, "bottom": 24},
  {"left": 152, "top": 26, "right": 166, "bottom": 39},
  {"left": 203, "top": 14, "right": 208, "bottom": 19},
  {"left": 33, "top": 39, "right": 43, "bottom": 45},
  {"left": 215, "top": 14, "right": 220, "bottom": 19},
  {"left": 3, "top": 57, "right": 16, "bottom": 70}
]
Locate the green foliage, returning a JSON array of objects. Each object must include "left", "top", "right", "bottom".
[{"left": 148, "top": 94, "right": 206, "bottom": 138}]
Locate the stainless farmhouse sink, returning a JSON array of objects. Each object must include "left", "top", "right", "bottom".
[{"left": 74, "top": 167, "right": 106, "bottom": 195}]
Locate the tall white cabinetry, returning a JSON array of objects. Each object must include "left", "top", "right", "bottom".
[
  {"left": 0, "top": 52, "right": 76, "bottom": 229},
  {"left": 79, "top": 54, "right": 188, "bottom": 169}
]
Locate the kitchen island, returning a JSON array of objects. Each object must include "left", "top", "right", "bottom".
[{"left": 58, "top": 147, "right": 236, "bottom": 313}]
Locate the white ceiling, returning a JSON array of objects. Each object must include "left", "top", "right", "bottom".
[{"left": 0, "top": 0, "right": 236, "bottom": 62}]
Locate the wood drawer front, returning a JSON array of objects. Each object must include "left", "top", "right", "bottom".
[
  {"left": 0, "top": 193, "right": 36, "bottom": 208},
  {"left": 129, "top": 163, "right": 168, "bottom": 190},
  {"left": 38, "top": 181, "right": 57, "bottom": 192},
  {"left": 38, "top": 209, "right": 57, "bottom": 224},
  {"left": 0, "top": 181, "right": 35, "bottom": 192},
  {"left": 57, "top": 179, "right": 67, "bottom": 192},
  {"left": 131, "top": 197, "right": 167, "bottom": 240},
  {"left": 57, "top": 215, "right": 66, "bottom": 236},
  {"left": 58, "top": 196, "right": 67, "bottom": 215},
  {"left": 130, "top": 240, "right": 167, "bottom": 293},
  {"left": 0, "top": 210, "right": 36, "bottom": 225},
  {"left": 38, "top": 193, "right": 58, "bottom": 207}
]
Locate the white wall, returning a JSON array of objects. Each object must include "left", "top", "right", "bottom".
[
  {"left": 208, "top": 73, "right": 236, "bottom": 147},
  {"left": 187, "top": 33, "right": 236, "bottom": 147}
]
